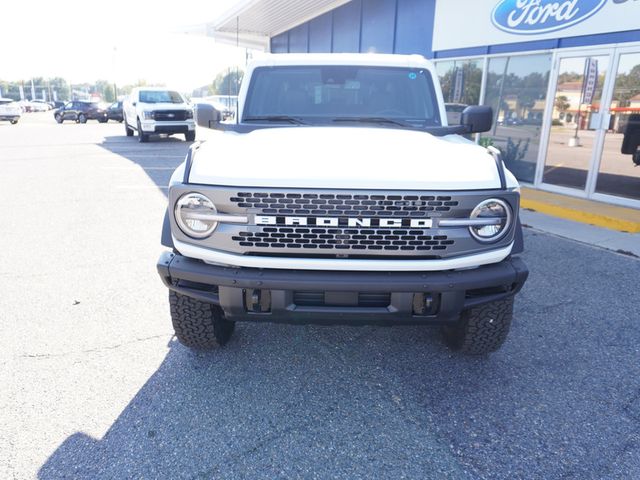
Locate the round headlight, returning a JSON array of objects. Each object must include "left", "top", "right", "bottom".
[
  {"left": 175, "top": 193, "right": 218, "bottom": 238},
  {"left": 469, "top": 198, "right": 512, "bottom": 243}
]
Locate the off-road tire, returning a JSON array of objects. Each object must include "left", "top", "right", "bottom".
[
  {"left": 55, "top": 114, "right": 63, "bottom": 124},
  {"left": 124, "top": 118, "right": 134, "bottom": 136},
  {"left": 185, "top": 131, "right": 196, "bottom": 142},
  {"left": 442, "top": 297, "right": 514, "bottom": 355},
  {"left": 137, "top": 119, "right": 149, "bottom": 143},
  {"left": 78, "top": 113, "right": 87, "bottom": 124},
  {"left": 169, "top": 291, "right": 235, "bottom": 349}
]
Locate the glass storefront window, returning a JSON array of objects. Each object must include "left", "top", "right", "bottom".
[
  {"left": 596, "top": 52, "right": 640, "bottom": 201},
  {"left": 543, "top": 55, "right": 610, "bottom": 190},
  {"left": 435, "top": 59, "right": 483, "bottom": 125},
  {"left": 481, "top": 54, "right": 552, "bottom": 183}
]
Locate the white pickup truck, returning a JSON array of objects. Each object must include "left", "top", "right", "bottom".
[
  {"left": 157, "top": 54, "right": 529, "bottom": 355},
  {"left": 123, "top": 87, "right": 195, "bottom": 142}
]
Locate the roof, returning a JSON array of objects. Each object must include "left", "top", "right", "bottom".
[
  {"left": 210, "top": 0, "right": 352, "bottom": 50},
  {"left": 247, "top": 52, "right": 432, "bottom": 68}
]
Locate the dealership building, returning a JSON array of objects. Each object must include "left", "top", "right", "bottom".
[{"left": 211, "top": 0, "right": 640, "bottom": 209}]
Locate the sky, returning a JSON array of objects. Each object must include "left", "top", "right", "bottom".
[{"left": 1, "top": 0, "right": 250, "bottom": 92}]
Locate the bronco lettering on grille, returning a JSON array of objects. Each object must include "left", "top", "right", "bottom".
[{"left": 255, "top": 216, "right": 433, "bottom": 229}]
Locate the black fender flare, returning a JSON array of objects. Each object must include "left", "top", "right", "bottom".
[
  {"left": 161, "top": 209, "right": 174, "bottom": 248},
  {"left": 512, "top": 217, "right": 524, "bottom": 254}
]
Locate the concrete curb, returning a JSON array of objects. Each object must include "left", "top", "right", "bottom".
[{"left": 520, "top": 187, "right": 640, "bottom": 233}]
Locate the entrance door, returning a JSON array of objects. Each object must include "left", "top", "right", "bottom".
[
  {"left": 541, "top": 52, "right": 612, "bottom": 193},
  {"left": 594, "top": 49, "right": 640, "bottom": 204}
]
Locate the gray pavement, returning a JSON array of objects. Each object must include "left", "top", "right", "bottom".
[{"left": 2, "top": 113, "right": 640, "bottom": 479}]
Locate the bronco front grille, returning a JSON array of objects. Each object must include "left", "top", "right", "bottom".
[
  {"left": 231, "top": 227, "right": 454, "bottom": 252},
  {"left": 169, "top": 186, "right": 519, "bottom": 259},
  {"left": 230, "top": 192, "right": 459, "bottom": 217}
]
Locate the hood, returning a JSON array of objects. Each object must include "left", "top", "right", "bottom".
[
  {"left": 188, "top": 126, "right": 503, "bottom": 190},
  {"left": 141, "top": 102, "right": 188, "bottom": 110}
]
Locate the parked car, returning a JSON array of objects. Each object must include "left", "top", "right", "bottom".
[
  {"left": 0, "top": 98, "right": 21, "bottom": 124},
  {"left": 53, "top": 101, "right": 108, "bottom": 123},
  {"left": 106, "top": 101, "right": 123, "bottom": 122},
  {"left": 15, "top": 100, "right": 33, "bottom": 112},
  {"left": 30, "top": 100, "right": 52, "bottom": 111}
]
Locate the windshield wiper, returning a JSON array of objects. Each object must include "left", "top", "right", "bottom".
[
  {"left": 332, "top": 117, "right": 412, "bottom": 128},
  {"left": 244, "top": 115, "right": 306, "bottom": 125}
]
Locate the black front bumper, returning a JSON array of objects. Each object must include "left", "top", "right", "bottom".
[
  {"left": 157, "top": 252, "right": 528, "bottom": 325},
  {"left": 152, "top": 125, "right": 190, "bottom": 134}
]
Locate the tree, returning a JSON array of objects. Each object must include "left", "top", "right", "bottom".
[
  {"left": 439, "top": 62, "right": 482, "bottom": 105},
  {"left": 49, "top": 77, "right": 70, "bottom": 101},
  {"left": 211, "top": 68, "right": 244, "bottom": 96},
  {"left": 554, "top": 95, "right": 570, "bottom": 113},
  {"left": 94, "top": 80, "right": 115, "bottom": 102},
  {"left": 612, "top": 64, "right": 640, "bottom": 107}
]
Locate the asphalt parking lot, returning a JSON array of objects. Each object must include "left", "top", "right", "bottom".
[{"left": 2, "top": 112, "right": 640, "bottom": 479}]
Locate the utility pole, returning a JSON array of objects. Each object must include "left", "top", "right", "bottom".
[{"left": 113, "top": 46, "right": 118, "bottom": 101}]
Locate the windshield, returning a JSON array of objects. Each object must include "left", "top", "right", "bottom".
[
  {"left": 139, "top": 90, "right": 183, "bottom": 104},
  {"left": 243, "top": 65, "right": 441, "bottom": 128}
]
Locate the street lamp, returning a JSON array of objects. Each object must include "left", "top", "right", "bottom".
[{"left": 112, "top": 46, "right": 118, "bottom": 101}]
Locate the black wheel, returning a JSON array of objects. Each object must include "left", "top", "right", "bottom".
[
  {"left": 10, "top": 119, "right": 18, "bottom": 125},
  {"left": 169, "top": 291, "right": 235, "bottom": 349},
  {"left": 185, "top": 131, "right": 196, "bottom": 142},
  {"left": 55, "top": 114, "right": 63, "bottom": 124},
  {"left": 78, "top": 113, "right": 87, "bottom": 124},
  {"left": 137, "top": 119, "right": 149, "bottom": 143},
  {"left": 442, "top": 297, "right": 514, "bottom": 355},
  {"left": 124, "top": 118, "right": 134, "bottom": 136}
]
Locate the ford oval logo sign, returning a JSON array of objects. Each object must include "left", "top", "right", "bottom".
[{"left": 491, "top": 0, "right": 607, "bottom": 35}]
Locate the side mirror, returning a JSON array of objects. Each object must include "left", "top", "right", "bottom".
[
  {"left": 461, "top": 106, "right": 493, "bottom": 133},
  {"left": 621, "top": 114, "right": 640, "bottom": 163},
  {"left": 195, "top": 103, "right": 222, "bottom": 129}
]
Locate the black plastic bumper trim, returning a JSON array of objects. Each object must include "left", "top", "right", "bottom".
[{"left": 157, "top": 251, "right": 528, "bottom": 323}]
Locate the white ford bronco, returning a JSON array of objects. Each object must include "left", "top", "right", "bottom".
[{"left": 157, "top": 54, "right": 528, "bottom": 355}]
